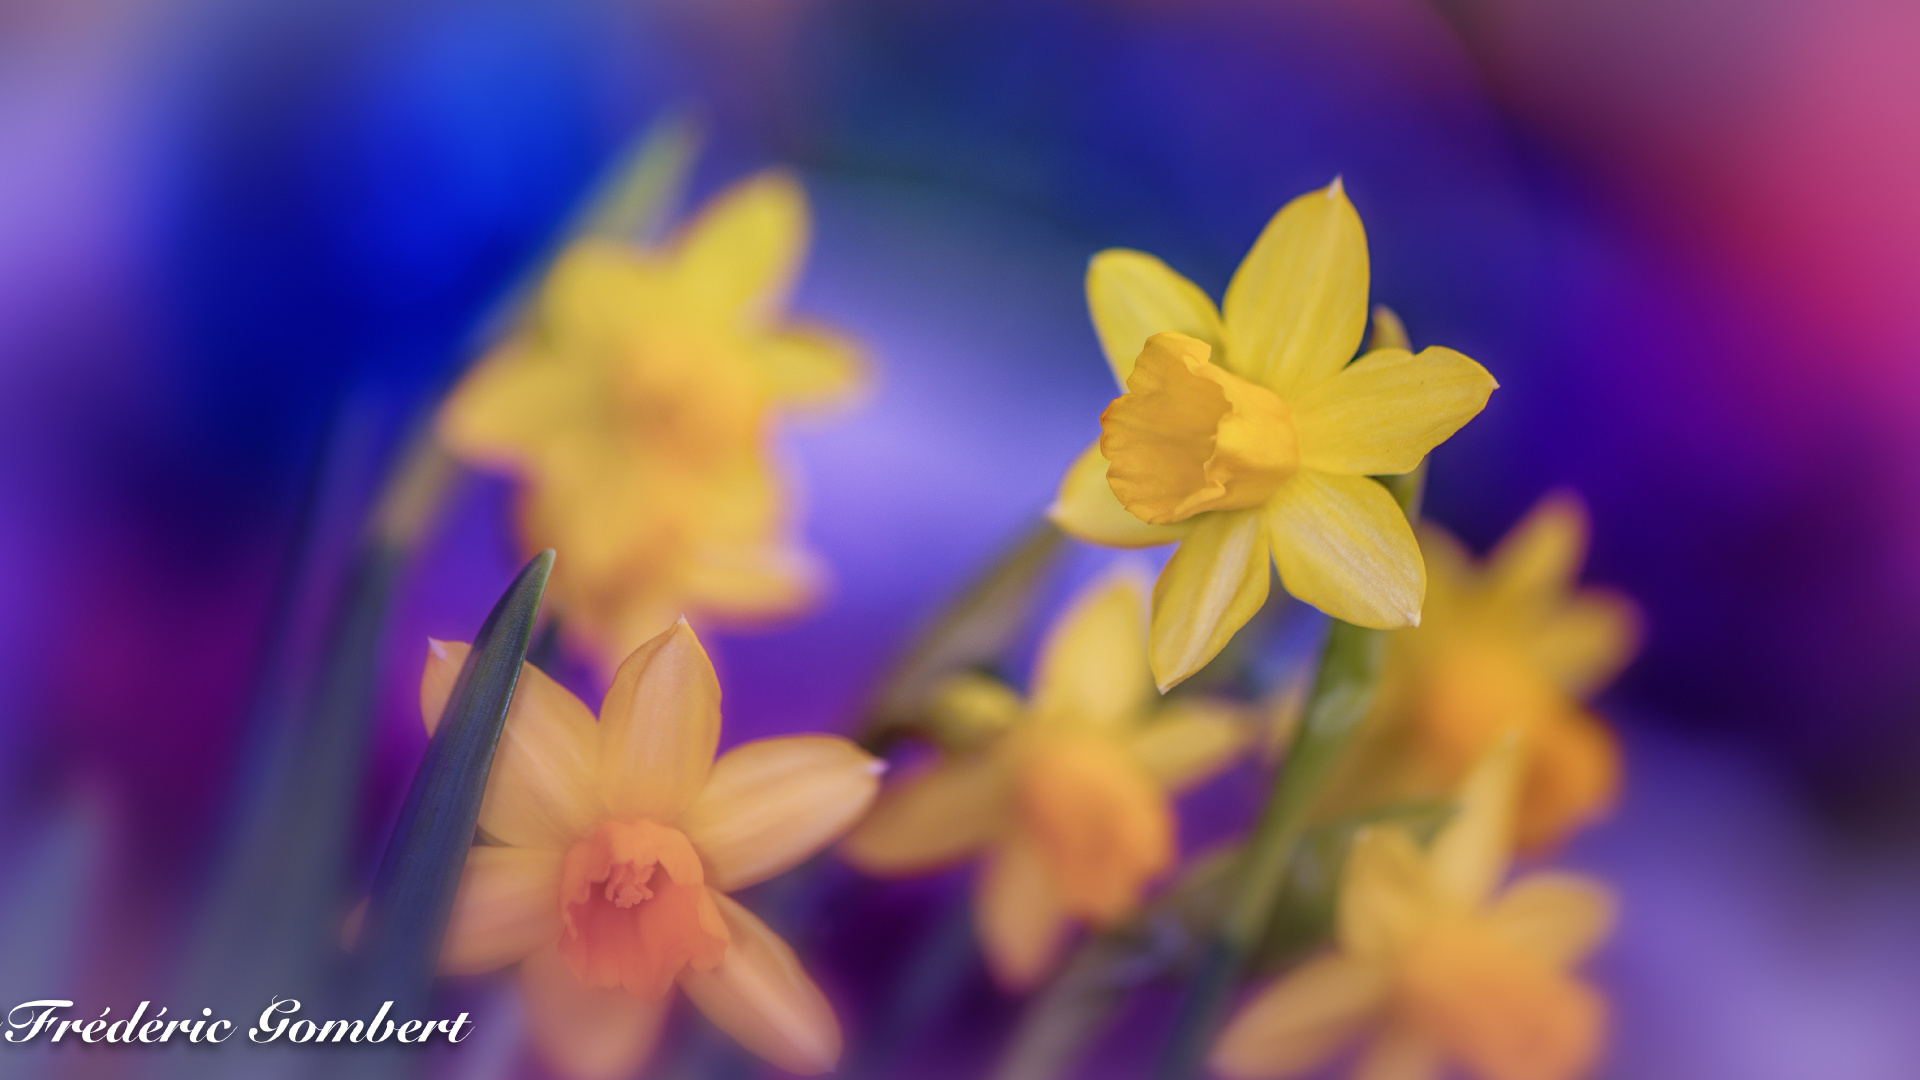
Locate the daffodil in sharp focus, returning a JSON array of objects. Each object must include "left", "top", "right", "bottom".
[
  {"left": 424, "top": 619, "right": 882, "bottom": 1079},
  {"left": 440, "top": 171, "right": 864, "bottom": 675},
  {"left": 1050, "top": 181, "right": 1497, "bottom": 690},
  {"left": 1211, "top": 743, "right": 1616, "bottom": 1080},
  {"left": 841, "top": 565, "right": 1250, "bottom": 989}
]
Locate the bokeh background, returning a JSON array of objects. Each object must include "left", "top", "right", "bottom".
[{"left": 4, "top": 0, "right": 1920, "bottom": 1077}]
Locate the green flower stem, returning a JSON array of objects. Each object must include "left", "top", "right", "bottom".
[{"left": 1147, "top": 465, "right": 1426, "bottom": 1080}]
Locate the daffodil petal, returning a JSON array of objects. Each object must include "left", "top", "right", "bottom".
[
  {"left": 421, "top": 640, "right": 602, "bottom": 850},
  {"left": 1487, "top": 872, "right": 1617, "bottom": 967},
  {"left": 1517, "top": 711, "right": 1622, "bottom": 854},
  {"left": 1149, "top": 509, "right": 1271, "bottom": 691},
  {"left": 1339, "top": 828, "right": 1434, "bottom": 960},
  {"left": 753, "top": 324, "right": 865, "bottom": 407},
  {"left": 673, "top": 170, "right": 808, "bottom": 324},
  {"left": 441, "top": 847, "right": 563, "bottom": 975},
  {"left": 1352, "top": 1025, "right": 1443, "bottom": 1080},
  {"left": 1049, "top": 440, "right": 1193, "bottom": 549},
  {"left": 519, "top": 943, "right": 669, "bottom": 1080},
  {"left": 1130, "top": 700, "right": 1250, "bottom": 792},
  {"left": 1222, "top": 181, "right": 1369, "bottom": 395},
  {"left": 975, "top": 834, "right": 1071, "bottom": 990},
  {"left": 1265, "top": 470, "right": 1423, "bottom": 630},
  {"left": 681, "top": 736, "right": 883, "bottom": 892},
  {"left": 597, "top": 618, "right": 722, "bottom": 823},
  {"left": 1413, "top": 523, "right": 1475, "bottom": 625},
  {"left": 840, "top": 756, "right": 1008, "bottom": 874},
  {"left": 1483, "top": 491, "right": 1588, "bottom": 610},
  {"left": 681, "top": 891, "right": 842, "bottom": 1075},
  {"left": 1209, "top": 954, "right": 1390, "bottom": 1079},
  {"left": 1291, "top": 347, "right": 1496, "bottom": 476},
  {"left": 1430, "top": 739, "right": 1522, "bottom": 911},
  {"left": 437, "top": 344, "right": 582, "bottom": 469},
  {"left": 1365, "top": 305, "right": 1411, "bottom": 353},
  {"left": 1031, "top": 563, "right": 1155, "bottom": 729},
  {"left": 1530, "top": 590, "right": 1643, "bottom": 697},
  {"left": 1086, "top": 249, "right": 1227, "bottom": 385}
]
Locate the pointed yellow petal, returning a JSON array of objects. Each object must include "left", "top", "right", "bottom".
[
  {"left": 1487, "top": 872, "right": 1617, "bottom": 967},
  {"left": 1430, "top": 739, "right": 1522, "bottom": 911},
  {"left": 519, "top": 943, "right": 668, "bottom": 1080},
  {"left": 1339, "top": 828, "right": 1435, "bottom": 960},
  {"left": 441, "top": 846, "right": 564, "bottom": 975},
  {"left": 681, "top": 736, "right": 883, "bottom": 892},
  {"left": 1264, "top": 470, "right": 1423, "bottom": 629},
  {"left": 1222, "top": 181, "right": 1369, "bottom": 396},
  {"left": 1484, "top": 491, "right": 1589, "bottom": 610},
  {"left": 1031, "top": 563, "right": 1155, "bottom": 729},
  {"left": 681, "top": 891, "right": 842, "bottom": 1075},
  {"left": 840, "top": 756, "right": 1009, "bottom": 874},
  {"left": 925, "top": 673, "right": 1025, "bottom": 744},
  {"left": 1130, "top": 700, "right": 1250, "bottom": 792},
  {"left": 1049, "top": 440, "right": 1193, "bottom": 549},
  {"left": 975, "top": 834, "right": 1071, "bottom": 990},
  {"left": 672, "top": 170, "right": 808, "bottom": 324},
  {"left": 421, "top": 640, "right": 603, "bottom": 850},
  {"left": 1086, "top": 249, "right": 1228, "bottom": 386},
  {"left": 1366, "top": 305, "right": 1411, "bottom": 353},
  {"left": 1149, "top": 509, "right": 1271, "bottom": 691},
  {"left": 597, "top": 618, "right": 722, "bottom": 823},
  {"left": 752, "top": 324, "right": 866, "bottom": 407},
  {"left": 1209, "top": 954, "right": 1390, "bottom": 1079},
  {"left": 1351, "top": 1025, "right": 1443, "bottom": 1080},
  {"left": 1291, "top": 347, "right": 1496, "bottom": 477},
  {"left": 1529, "top": 590, "right": 1643, "bottom": 698},
  {"left": 437, "top": 344, "right": 584, "bottom": 469}
]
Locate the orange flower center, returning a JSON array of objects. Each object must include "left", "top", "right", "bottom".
[
  {"left": 1396, "top": 919, "right": 1604, "bottom": 1080},
  {"left": 557, "top": 819, "right": 731, "bottom": 1001},
  {"left": 1013, "top": 735, "right": 1173, "bottom": 925},
  {"left": 1099, "top": 332, "right": 1298, "bottom": 525}
]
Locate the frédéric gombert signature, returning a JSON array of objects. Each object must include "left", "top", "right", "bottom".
[{"left": 5, "top": 998, "right": 473, "bottom": 1047}]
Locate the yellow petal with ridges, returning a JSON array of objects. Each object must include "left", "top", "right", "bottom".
[
  {"left": 1209, "top": 954, "right": 1390, "bottom": 1079},
  {"left": 1149, "top": 509, "right": 1271, "bottom": 691},
  {"left": 1086, "top": 249, "right": 1228, "bottom": 386},
  {"left": 680, "top": 891, "right": 842, "bottom": 1075},
  {"left": 421, "top": 640, "right": 602, "bottom": 850},
  {"left": 1265, "top": 470, "right": 1424, "bottom": 629},
  {"left": 519, "top": 943, "right": 669, "bottom": 1080},
  {"left": 840, "top": 756, "right": 1009, "bottom": 874},
  {"left": 441, "top": 846, "right": 564, "bottom": 975},
  {"left": 1430, "top": 739, "right": 1521, "bottom": 911},
  {"left": 1222, "top": 181, "right": 1369, "bottom": 395},
  {"left": 1291, "top": 347, "right": 1496, "bottom": 477},
  {"left": 681, "top": 736, "right": 884, "bottom": 892},
  {"left": 1031, "top": 563, "right": 1155, "bottom": 730},
  {"left": 1486, "top": 872, "right": 1616, "bottom": 967},
  {"left": 597, "top": 618, "right": 722, "bottom": 823},
  {"left": 1130, "top": 700, "right": 1250, "bottom": 792},
  {"left": 671, "top": 170, "right": 809, "bottom": 325},
  {"left": 1339, "top": 828, "right": 1434, "bottom": 960},
  {"left": 1049, "top": 440, "right": 1192, "bottom": 549},
  {"left": 975, "top": 834, "right": 1070, "bottom": 990}
]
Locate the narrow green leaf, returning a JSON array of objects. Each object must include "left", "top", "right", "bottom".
[{"left": 353, "top": 549, "right": 553, "bottom": 1012}]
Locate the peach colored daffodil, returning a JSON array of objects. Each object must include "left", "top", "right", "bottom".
[
  {"left": 1212, "top": 744, "right": 1615, "bottom": 1080},
  {"left": 440, "top": 172, "right": 863, "bottom": 675},
  {"left": 1050, "top": 182, "right": 1496, "bottom": 690},
  {"left": 842, "top": 566, "right": 1248, "bottom": 988},
  {"left": 425, "top": 620, "right": 881, "bottom": 1079}
]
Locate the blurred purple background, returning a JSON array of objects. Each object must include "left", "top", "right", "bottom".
[{"left": 3, "top": 0, "right": 1918, "bottom": 1077}]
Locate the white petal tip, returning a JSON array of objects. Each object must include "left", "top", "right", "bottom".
[
  {"left": 1327, "top": 175, "right": 1346, "bottom": 198},
  {"left": 864, "top": 759, "right": 890, "bottom": 777},
  {"left": 427, "top": 638, "right": 449, "bottom": 661},
  {"left": 1405, "top": 610, "right": 1422, "bottom": 627}
]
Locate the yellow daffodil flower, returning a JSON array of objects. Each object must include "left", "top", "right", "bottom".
[
  {"left": 1212, "top": 744, "right": 1616, "bottom": 1080},
  {"left": 1357, "top": 493, "right": 1642, "bottom": 853},
  {"left": 1049, "top": 181, "right": 1497, "bottom": 690},
  {"left": 841, "top": 565, "right": 1249, "bottom": 989},
  {"left": 422, "top": 619, "right": 882, "bottom": 1079},
  {"left": 440, "top": 172, "right": 864, "bottom": 674}
]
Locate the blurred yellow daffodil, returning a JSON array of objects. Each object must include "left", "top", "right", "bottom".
[
  {"left": 1360, "top": 493, "right": 1641, "bottom": 853},
  {"left": 1049, "top": 181, "right": 1496, "bottom": 690},
  {"left": 1212, "top": 744, "right": 1615, "bottom": 1080},
  {"left": 841, "top": 566, "right": 1248, "bottom": 988},
  {"left": 423, "top": 619, "right": 882, "bottom": 1079},
  {"left": 440, "top": 172, "right": 863, "bottom": 674}
]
